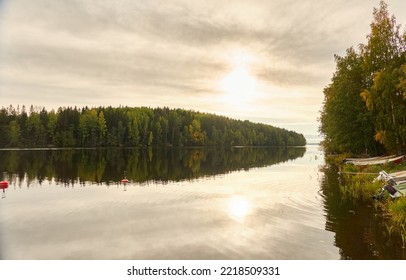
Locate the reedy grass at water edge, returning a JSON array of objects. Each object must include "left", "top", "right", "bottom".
[
  {"left": 339, "top": 174, "right": 382, "bottom": 202},
  {"left": 339, "top": 160, "right": 406, "bottom": 201},
  {"left": 388, "top": 199, "right": 406, "bottom": 228},
  {"left": 337, "top": 160, "right": 406, "bottom": 243},
  {"left": 341, "top": 174, "right": 406, "bottom": 247}
]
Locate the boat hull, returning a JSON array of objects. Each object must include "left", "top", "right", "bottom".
[{"left": 346, "top": 155, "right": 405, "bottom": 166}]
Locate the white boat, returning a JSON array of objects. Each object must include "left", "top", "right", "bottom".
[
  {"left": 373, "top": 181, "right": 406, "bottom": 199},
  {"left": 344, "top": 155, "right": 405, "bottom": 166},
  {"left": 345, "top": 155, "right": 396, "bottom": 162},
  {"left": 375, "top": 170, "right": 406, "bottom": 183}
]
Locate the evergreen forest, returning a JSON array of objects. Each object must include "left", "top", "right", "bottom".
[
  {"left": 0, "top": 105, "right": 306, "bottom": 148},
  {"left": 320, "top": 1, "right": 406, "bottom": 155}
]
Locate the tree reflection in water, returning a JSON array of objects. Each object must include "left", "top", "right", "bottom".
[{"left": 0, "top": 147, "right": 306, "bottom": 187}]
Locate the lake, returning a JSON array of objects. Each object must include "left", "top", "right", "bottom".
[{"left": 0, "top": 146, "right": 405, "bottom": 259}]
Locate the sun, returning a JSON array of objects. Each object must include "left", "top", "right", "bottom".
[{"left": 220, "top": 54, "right": 258, "bottom": 105}]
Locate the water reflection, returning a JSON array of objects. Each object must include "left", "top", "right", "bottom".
[
  {"left": 0, "top": 146, "right": 343, "bottom": 259},
  {"left": 0, "top": 180, "right": 9, "bottom": 199},
  {"left": 227, "top": 196, "right": 251, "bottom": 222},
  {"left": 0, "top": 147, "right": 305, "bottom": 186},
  {"left": 3, "top": 146, "right": 404, "bottom": 259}
]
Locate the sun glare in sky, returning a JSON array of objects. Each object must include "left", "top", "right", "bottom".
[{"left": 220, "top": 50, "right": 258, "bottom": 106}]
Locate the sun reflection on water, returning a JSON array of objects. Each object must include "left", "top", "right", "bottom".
[{"left": 227, "top": 195, "right": 251, "bottom": 222}]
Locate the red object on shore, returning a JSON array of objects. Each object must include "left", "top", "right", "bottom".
[
  {"left": 394, "top": 156, "right": 405, "bottom": 165},
  {"left": 121, "top": 179, "right": 129, "bottom": 183},
  {"left": 0, "top": 181, "right": 9, "bottom": 189}
]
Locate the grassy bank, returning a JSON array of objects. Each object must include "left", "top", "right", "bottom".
[{"left": 336, "top": 159, "right": 406, "bottom": 247}]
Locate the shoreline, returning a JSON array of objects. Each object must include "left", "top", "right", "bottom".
[{"left": 330, "top": 156, "right": 406, "bottom": 247}]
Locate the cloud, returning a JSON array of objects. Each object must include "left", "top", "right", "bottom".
[{"left": 1, "top": 0, "right": 406, "bottom": 135}]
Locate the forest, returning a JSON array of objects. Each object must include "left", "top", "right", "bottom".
[
  {"left": 0, "top": 105, "right": 306, "bottom": 148},
  {"left": 320, "top": 1, "right": 406, "bottom": 155}
]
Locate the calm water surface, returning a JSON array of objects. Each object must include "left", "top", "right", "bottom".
[{"left": 0, "top": 146, "right": 404, "bottom": 259}]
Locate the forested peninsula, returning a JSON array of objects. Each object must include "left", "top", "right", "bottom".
[
  {"left": 320, "top": 1, "right": 406, "bottom": 155},
  {"left": 0, "top": 105, "right": 306, "bottom": 148}
]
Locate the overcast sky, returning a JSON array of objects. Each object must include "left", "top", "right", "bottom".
[{"left": 1, "top": 0, "right": 405, "bottom": 136}]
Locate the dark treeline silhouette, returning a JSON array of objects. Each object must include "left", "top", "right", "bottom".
[
  {"left": 0, "top": 105, "right": 306, "bottom": 148},
  {"left": 0, "top": 147, "right": 306, "bottom": 186},
  {"left": 320, "top": 1, "right": 406, "bottom": 155}
]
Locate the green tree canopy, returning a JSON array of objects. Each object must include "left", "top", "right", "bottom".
[{"left": 320, "top": 1, "right": 406, "bottom": 154}]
